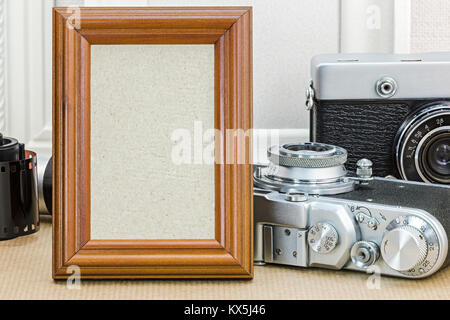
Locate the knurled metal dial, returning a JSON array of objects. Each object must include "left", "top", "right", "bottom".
[
  {"left": 381, "top": 226, "right": 427, "bottom": 271},
  {"left": 307, "top": 223, "right": 338, "bottom": 254},
  {"left": 267, "top": 143, "right": 347, "bottom": 168},
  {"left": 381, "top": 215, "right": 440, "bottom": 276}
]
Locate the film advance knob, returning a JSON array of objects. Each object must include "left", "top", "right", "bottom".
[
  {"left": 381, "top": 225, "right": 428, "bottom": 272},
  {"left": 307, "top": 223, "right": 338, "bottom": 254}
]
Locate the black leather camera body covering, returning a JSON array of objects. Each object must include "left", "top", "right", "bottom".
[{"left": 311, "top": 98, "right": 449, "bottom": 177}]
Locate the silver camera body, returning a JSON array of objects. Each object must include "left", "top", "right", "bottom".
[
  {"left": 254, "top": 142, "right": 449, "bottom": 279},
  {"left": 307, "top": 53, "right": 450, "bottom": 185}
]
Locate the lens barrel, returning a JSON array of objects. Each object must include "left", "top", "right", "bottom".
[
  {"left": 254, "top": 142, "right": 355, "bottom": 195},
  {"left": 420, "top": 131, "right": 450, "bottom": 183},
  {"left": 395, "top": 103, "right": 450, "bottom": 184}
]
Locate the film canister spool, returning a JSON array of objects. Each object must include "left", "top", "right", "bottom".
[
  {"left": 37, "top": 154, "right": 52, "bottom": 215},
  {"left": 0, "top": 133, "right": 39, "bottom": 240}
]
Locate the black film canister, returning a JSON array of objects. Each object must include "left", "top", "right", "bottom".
[
  {"left": 0, "top": 133, "right": 21, "bottom": 162},
  {"left": 0, "top": 133, "right": 39, "bottom": 240}
]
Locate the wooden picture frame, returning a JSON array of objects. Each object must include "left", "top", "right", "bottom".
[{"left": 52, "top": 7, "right": 253, "bottom": 279}]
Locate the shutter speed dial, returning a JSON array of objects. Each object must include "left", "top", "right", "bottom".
[
  {"left": 307, "top": 223, "right": 338, "bottom": 254},
  {"left": 381, "top": 215, "right": 440, "bottom": 276},
  {"left": 381, "top": 226, "right": 427, "bottom": 272}
]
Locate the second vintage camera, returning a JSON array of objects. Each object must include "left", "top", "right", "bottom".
[
  {"left": 307, "top": 53, "right": 450, "bottom": 184},
  {"left": 254, "top": 142, "right": 449, "bottom": 279}
]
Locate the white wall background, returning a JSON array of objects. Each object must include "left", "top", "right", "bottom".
[
  {"left": 410, "top": 0, "right": 450, "bottom": 53},
  {"left": 58, "top": 0, "right": 341, "bottom": 134},
  {"left": 1, "top": 0, "right": 449, "bottom": 154},
  {"left": 341, "top": 0, "right": 395, "bottom": 53},
  {"left": 1, "top": 0, "right": 53, "bottom": 154},
  {"left": 340, "top": 0, "right": 412, "bottom": 53},
  {"left": 1, "top": 0, "right": 340, "bottom": 154}
]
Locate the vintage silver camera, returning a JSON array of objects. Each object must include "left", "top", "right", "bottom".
[
  {"left": 254, "top": 142, "right": 449, "bottom": 278},
  {"left": 307, "top": 53, "right": 450, "bottom": 185}
]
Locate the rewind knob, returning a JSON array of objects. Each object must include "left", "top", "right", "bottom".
[{"left": 381, "top": 225, "right": 428, "bottom": 272}]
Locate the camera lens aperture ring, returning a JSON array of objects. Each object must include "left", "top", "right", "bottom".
[
  {"left": 268, "top": 142, "right": 347, "bottom": 168},
  {"left": 395, "top": 103, "right": 450, "bottom": 184}
]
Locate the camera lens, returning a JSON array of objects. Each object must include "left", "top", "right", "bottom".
[
  {"left": 421, "top": 134, "right": 450, "bottom": 183},
  {"left": 428, "top": 139, "right": 450, "bottom": 174},
  {"left": 395, "top": 103, "right": 450, "bottom": 184}
]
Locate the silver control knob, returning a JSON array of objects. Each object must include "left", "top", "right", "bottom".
[
  {"left": 356, "top": 158, "right": 373, "bottom": 179},
  {"left": 381, "top": 225, "right": 428, "bottom": 272},
  {"left": 351, "top": 241, "right": 380, "bottom": 268},
  {"left": 307, "top": 223, "right": 338, "bottom": 254}
]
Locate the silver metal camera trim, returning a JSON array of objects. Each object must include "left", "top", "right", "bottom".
[
  {"left": 395, "top": 105, "right": 450, "bottom": 182},
  {"left": 310, "top": 53, "right": 450, "bottom": 101},
  {"left": 331, "top": 191, "right": 448, "bottom": 279},
  {"left": 254, "top": 166, "right": 356, "bottom": 195},
  {"left": 254, "top": 180, "right": 449, "bottom": 279}
]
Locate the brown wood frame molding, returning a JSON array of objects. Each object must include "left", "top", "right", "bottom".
[{"left": 53, "top": 7, "right": 253, "bottom": 279}]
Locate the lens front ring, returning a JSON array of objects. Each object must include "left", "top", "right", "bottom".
[
  {"left": 268, "top": 142, "right": 347, "bottom": 168},
  {"left": 278, "top": 142, "right": 337, "bottom": 159},
  {"left": 395, "top": 104, "right": 450, "bottom": 184}
]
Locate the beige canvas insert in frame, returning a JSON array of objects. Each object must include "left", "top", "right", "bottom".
[
  {"left": 53, "top": 7, "right": 253, "bottom": 279},
  {"left": 90, "top": 45, "right": 215, "bottom": 240}
]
